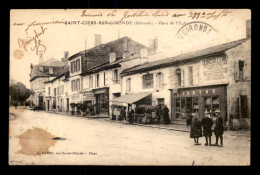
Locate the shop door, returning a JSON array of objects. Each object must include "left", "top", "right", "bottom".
[
  {"left": 240, "top": 95, "right": 248, "bottom": 118},
  {"left": 66, "top": 98, "right": 69, "bottom": 112},
  {"left": 47, "top": 100, "right": 49, "bottom": 111},
  {"left": 39, "top": 96, "right": 43, "bottom": 106}
]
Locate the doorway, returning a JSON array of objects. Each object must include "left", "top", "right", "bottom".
[
  {"left": 47, "top": 100, "right": 50, "bottom": 111},
  {"left": 66, "top": 98, "right": 69, "bottom": 113}
]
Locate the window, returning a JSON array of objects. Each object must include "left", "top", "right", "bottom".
[
  {"left": 74, "top": 61, "right": 77, "bottom": 73},
  {"left": 126, "top": 78, "right": 131, "bottom": 92},
  {"left": 156, "top": 72, "right": 163, "bottom": 88},
  {"left": 104, "top": 72, "right": 106, "bottom": 86},
  {"left": 113, "top": 69, "right": 119, "bottom": 83},
  {"left": 71, "top": 62, "right": 74, "bottom": 73},
  {"left": 157, "top": 98, "right": 165, "bottom": 105},
  {"left": 176, "top": 69, "right": 181, "bottom": 86},
  {"left": 76, "top": 79, "right": 80, "bottom": 91},
  {"left": 142, "top": 74, "right": 154, "bottom": 89},
  {"left": 39, "top": 66, "right": 43, "bottom": 73},
  {"left": 54, "top": 88, "right": 56, "bottom": 96},
  {"left": 204, "top": 96, "right": 220, "bottom": 116},
  {"left": 89, "top": 76, "right": 93, "bottom": 89},
  {"left": 71, "top": 60, "right": 81, "bottom": 73},
  {"left": 188, "top": 66, "right": 193, "bottom": 86},
  {"left": 239, "top": 61, "right": 244, "bottom": 81},
  {"left": 71, "top": 80, "right": 74, "bottom": 91},
  {"left": 48, "top": 87, "right": 50, "bottom": 95},
  {"left": 96, "top": 74, "right": 100, "bottom": 87},
  {"left": 49, "top": 68, "right": 53, "bottom": 74},
  {"left": 61, "top": 85, "right": 64, "bottom": 94}
]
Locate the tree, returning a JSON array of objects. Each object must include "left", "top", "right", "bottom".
[{"left": 9, "top": 82, "right": 30, "bottom": 104}]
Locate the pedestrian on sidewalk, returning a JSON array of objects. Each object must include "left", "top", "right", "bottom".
[
  {"left": 201, "top": 110, "right": 213, "bottom": 146},
  {"left": 128, "top": 105, "right": 135, "bottom": 124},
  {"left": 121, "top": 107, "right": 127, "bottom": 125},
  {"left": 155, "top": 105, "right": 162, "bottom": 124},
  {"left": 14, "top": 101, "right": 18, "bottom": 110},
  {"left": 213, "top": 110, "right": 224, "bottom": 147},
  {"left": 162, "top": 105, "right": 170, "bottom": 124},
  {"left": 190, "top": 114, "right": 202, "bottom": 145}
]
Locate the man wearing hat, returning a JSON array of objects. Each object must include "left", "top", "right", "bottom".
[
  {"left": 201, "top": 110, "right": 213, "bottom": 146},
  {"left": 213, "top": 109, "right": 224, "bottom": 147}
]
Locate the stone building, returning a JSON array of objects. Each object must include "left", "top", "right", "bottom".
[
  {"left": 67, "top": 36, "right": 153, "bottom": 116},
  {"left": 29, "top": 52, "right": 69, "bottom": 108},
  {"left": 119, "top": 20, "right": 251, "bottom": 128}
]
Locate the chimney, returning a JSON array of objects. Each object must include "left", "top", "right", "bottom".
[
  {"left": 246, "top": 20, "right": 251, "bottom": 39},
  {"left": 149, "top": 38, "right": 158, "bottom": 54},
  {"left": 140, "top": 48, "right": 148, "bottom": 64},
  {"left": 95, "top": 34, "right": 102, "bottom": 46},
  {"left": 154, "top": 38, "right": 158, "bottom": 53},
  {"left": 64, "top": 51, "right": 69, "bottom": 59},
  {"left": 109, "top": 52, "right": 116, "bottom": 63},
  {"left": 39, "top": 51, "right": 43, "bottom": 64}
]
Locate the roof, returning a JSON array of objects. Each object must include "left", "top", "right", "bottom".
[
  {"left": 109, "top": 92, "right": 152, "bottom": 104},
  {"left": 121, "top": 38, "right": 248, "bottom": 76},
  {"left": 36, "top": 58, "right": 66, "bottom": 67},
  {"left": 69, "top": 36, "right": 151, "bottom": 61}
]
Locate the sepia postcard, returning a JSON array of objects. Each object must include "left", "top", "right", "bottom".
[{"left": 9, "top": 9, "right": 251, "bottom": 165}]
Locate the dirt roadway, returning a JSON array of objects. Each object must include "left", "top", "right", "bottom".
[{"left": 9, "top": 107, "right": 250, "bottom": 165}]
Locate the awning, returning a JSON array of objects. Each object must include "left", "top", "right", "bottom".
[{"left": 109, "top": 92, "right": 152, "bottom": 104}]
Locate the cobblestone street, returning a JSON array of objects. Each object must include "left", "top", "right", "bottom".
[{"left": 9, "top": 107, "right": 250, "bottom": 165}]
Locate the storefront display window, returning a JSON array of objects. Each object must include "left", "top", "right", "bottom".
[
  {"left": 192, "top": 97, "right": 199, "bottom": 113},
  {"left": 204, "top": 96, "right": 220, "bottom": 116}
]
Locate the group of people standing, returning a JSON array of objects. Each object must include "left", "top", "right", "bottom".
[
  {"left": 119, "top": 105, "right": 170, "bottom": 125},
  {"left": 190, "top": 109, "right": 224, "bottom": 147},
  {"left": 120, "top": 106, "right": 135, "bottom": 125}
]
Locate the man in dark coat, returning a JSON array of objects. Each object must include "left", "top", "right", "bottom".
[
  {"left": 213, "top": 110, "right": 224, "bottom": 147},
  {"left": 121, "top": 107, "right": 127, "bottom": 125},
  {"left": 190, "top": 114, "right": 202, "bottom": 145},
  {"left": 162, "top": 105, "right": 170, "bottom": 124},
  {"left": 155, "top": 105, "right": 162, "bottom": 123},
  {"left": 201, "top": 110, "right": 213, "bottom": 146},
  {"left": 128, "top": 106, "right": 135, "bottom": 124}
]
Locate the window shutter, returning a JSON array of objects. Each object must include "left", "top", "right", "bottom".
[
  {"left": 244, "top": 62, "right": 250, "bottom": 80},
  {"left": 160, "top": 72, "right": 164, "bottom": 88},
  {"left": 181, "top": 69, "right": 184, "bottom": 87},
  {"left": 234, "top": 60, "right": 240, "bottom": 81},
  {"left": 193, "top": 65, "right": 199, "bottom": 86}
]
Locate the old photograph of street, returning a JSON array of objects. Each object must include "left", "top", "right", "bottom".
[{"left": 9, "top": 9, "right": 251, "bottom": 165}]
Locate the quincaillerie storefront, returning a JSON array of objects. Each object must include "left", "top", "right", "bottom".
[{"left": 171, "top": 84, "right": 227, "bottom": 123}]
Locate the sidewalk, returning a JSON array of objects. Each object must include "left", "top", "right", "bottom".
[
  {"left": 43, "top": 110, "right": 109, "bottom": 119},
  {"left": 104, "top": 119, "right": 250, "bottom": 138},
  {"left": 27, "top": 109, "right": 250, "bottom": 138}
]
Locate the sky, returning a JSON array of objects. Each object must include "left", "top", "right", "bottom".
[{"left": 10, "top": 9, "right": 251, "bottom": 88}]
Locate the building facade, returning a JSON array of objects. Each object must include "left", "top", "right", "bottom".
[{"left": 120, "top": 21, "right": 251, "bottom": 128}]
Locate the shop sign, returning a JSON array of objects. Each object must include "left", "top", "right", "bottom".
[
  {"left": 177, "top": 87, "right": 221, "bottom": 96},
  {"left": 71, "top": 94, "right": 82, "bottom": 103},
  {"left": 83, "top": 91, "right": 95, "bottom": 101}
]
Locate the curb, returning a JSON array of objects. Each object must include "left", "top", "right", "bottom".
[{"left": 104, "top": 119, "right": 190, "bottom": 132}]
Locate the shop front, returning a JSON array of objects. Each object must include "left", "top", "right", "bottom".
[
  {"left": 44, "top": 96, "right": 52, "bottom": 111},
  {"left": 82, "top": 90, "right": 96, "bottom": 115},
  {"left": 171, "top": 84, "right": 227, "bottom": 123},
  {"left": 70, "top": 93, "right": 82, "bottom": 115},
  {"left": 93, "top": 87, "right": 109, "bottom": 116}
]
